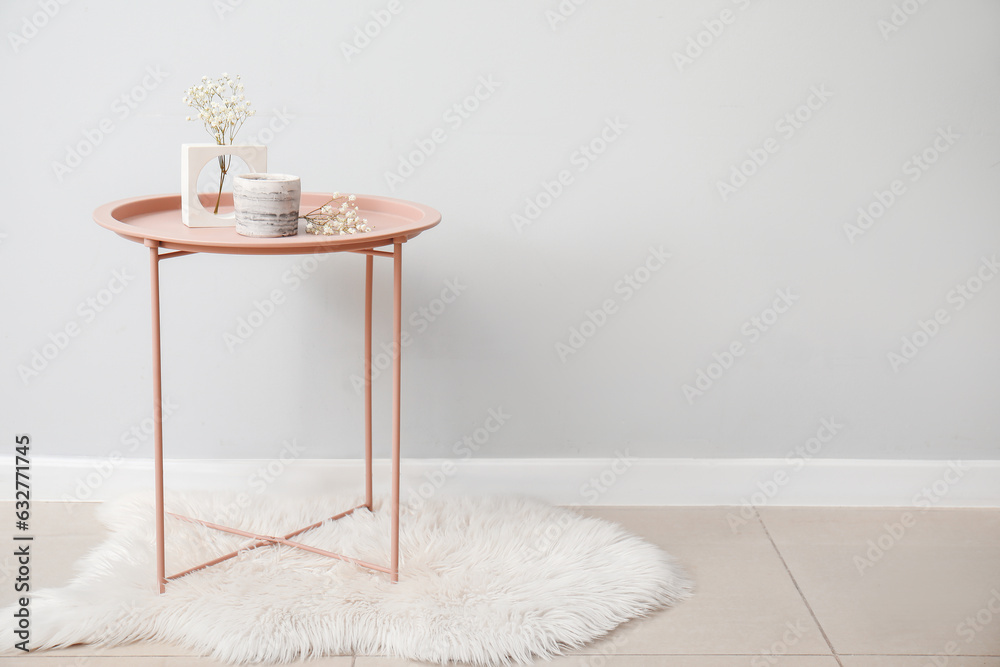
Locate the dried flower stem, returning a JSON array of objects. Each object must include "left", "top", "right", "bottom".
[
  {"left": 183, "top": 73, "right": 255, "bottom": 214},
  {"left": 302, "top": 193, "right": 372, "bottom": 236}
]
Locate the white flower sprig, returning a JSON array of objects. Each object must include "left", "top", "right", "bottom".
[
  {"left": 182, "top": 73, "right": 255, "bottom": 214},
  {"left": 183, "top": 73, "right": 254, "bottom": 145},
  {"left": 302, "top": 193, "right": 373, "bottom": 236}
]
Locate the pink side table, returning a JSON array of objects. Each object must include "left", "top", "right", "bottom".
[{"left": 93, "top": 192, "right": 441, "bottom": 593}]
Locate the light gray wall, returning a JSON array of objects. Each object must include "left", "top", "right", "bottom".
[{"left": 2, "top": 0, "right": 998, "bottom": 463}]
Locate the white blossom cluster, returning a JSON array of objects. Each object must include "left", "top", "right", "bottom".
[
  {"left": 182, "top": 73, "right": 254, "bottom": 145},
  {"left": 303, "top": 193, "right": 373, "bottom": 236}
]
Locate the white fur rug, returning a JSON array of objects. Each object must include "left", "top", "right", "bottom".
[{"left": 5, "top": 494, "right": 691, "bottom": 665}]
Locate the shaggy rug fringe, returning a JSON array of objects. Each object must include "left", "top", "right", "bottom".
[{"left": 3, "top": 493, "right": 691, "bottom": 665}]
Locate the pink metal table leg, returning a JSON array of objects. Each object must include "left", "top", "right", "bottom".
[
  {"left": 391, "top": 241, "right": 402, "bottom": 582},
  {"left": 144, "top": 242, "right": 404, "bottom": 592},
  {"left": 146, "top": 241, "right": 166, "bottom": 594},
  {"left": 364, "top": 254, "right": 374, "bottom": 512}
]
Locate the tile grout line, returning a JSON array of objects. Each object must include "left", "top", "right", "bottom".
[{"left": 752, "top": 506, "right": 845, "bottom": 667}]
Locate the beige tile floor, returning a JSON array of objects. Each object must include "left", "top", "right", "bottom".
[{"left": 1, "top": 502, "right": 998, "bottom": 666}]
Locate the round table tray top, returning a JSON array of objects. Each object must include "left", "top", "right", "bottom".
[{"left": 93, "top": 193, "right": 441, "bottom": 255}]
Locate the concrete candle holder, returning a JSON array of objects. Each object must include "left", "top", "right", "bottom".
[{"left": 233, "top": 173, "right": 301, "bottom": 237}]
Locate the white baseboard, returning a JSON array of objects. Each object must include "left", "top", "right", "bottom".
[{"left": 5, "top": 456, "right": 999, "bottom": 508}]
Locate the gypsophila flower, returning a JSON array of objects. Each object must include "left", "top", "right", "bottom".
[
  {"left": 302, "top": 193, "right": 373, "bottom": 236},
  {"left": 183, "top": 73, "right": 256, "bottom": 213},
  {"left": 183, "top": 73, "right": 255, "bottom": 146}
]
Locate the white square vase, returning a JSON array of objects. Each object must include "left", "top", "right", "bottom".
[{"left": 180, "top": 143, "right": 267, "bottom": 227}]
